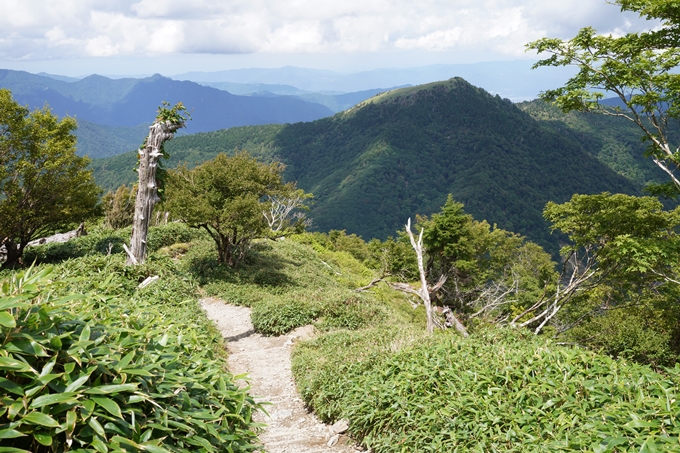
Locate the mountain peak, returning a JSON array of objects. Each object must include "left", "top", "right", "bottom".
[{"left": 348, "top": 77, "right": 476, "bottom": 113}]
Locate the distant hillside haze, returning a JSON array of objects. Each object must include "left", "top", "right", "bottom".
[
  {"left": 91, "top": 78, "right": 644, "bottom": 254},
  {"left": 0, "top": 69, "right": 335, "bottom": 157},
  {"left": 172, "top": 60, "right": 577, "bottom": 101}
]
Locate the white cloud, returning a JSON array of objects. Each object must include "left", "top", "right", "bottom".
[{"left": 0, "top": 0, "right": 657, "bottom": 63}]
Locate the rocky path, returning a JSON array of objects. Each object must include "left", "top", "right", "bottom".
[{"left": 200, "top": 298, "right": 360, "bottom": 453}]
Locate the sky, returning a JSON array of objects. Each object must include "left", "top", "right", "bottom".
[{"left": 0, "top": 0, "right": 655, "bottom": 77}]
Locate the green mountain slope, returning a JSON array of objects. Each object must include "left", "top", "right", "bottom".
[
  {"left": 90, "top": 78, "right": 641, "bottom": 253},
  {"left": 517, "top": 100, "right": 668, "bottom": 187},
  {"left": 74, "top": 120, "right": 150, "bottom": 158}
]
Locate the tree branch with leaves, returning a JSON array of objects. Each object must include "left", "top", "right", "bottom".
[{"left": 527, "top": 1, "right": 680, "bottom": 197}]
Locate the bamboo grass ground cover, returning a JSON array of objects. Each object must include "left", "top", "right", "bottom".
[
  {"left": 0, "top": 224, "right": 262, "bottom": 453},
  {"left": 293, "top": 327, "right": 680, "bottom": 452},
  {"left": 182, "top": 234, "right": 390, "bottom": 336}
]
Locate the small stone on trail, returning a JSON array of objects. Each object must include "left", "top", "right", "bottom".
[
  {"left": 273, "top": 409, "right": 293, "bottom": 420},
  {"left": 327, "top": 434, "right": 340, "bottom": 447},
  {"left": 331, "top": 419, "right": 350, "bottom": 434}
]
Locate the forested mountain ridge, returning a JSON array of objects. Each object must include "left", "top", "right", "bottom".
[
  {"left": 91, "top": 78, "right": 640, "bottom": 253},
  {"left": 0, "top": 69, "right": 333, "bottom": 156}
]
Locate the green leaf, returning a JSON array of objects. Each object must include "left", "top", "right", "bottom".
[
  {"left": 81, "top": 399, "right": 96, "bottom": 419},
  {"left": 30, "top": 392, "right": 78, "bottom": 408},
  {"left": 0, "top": 377, "right": 24, "bottom": 396},
  {"left": 0, "top": 297, "right": 29, "bottom": 311},
  {"left": 0, "top": 356, "right": 35, "bottom": 373},
  {"left": 120, "top": 368, "right": 153, "bottom": 376},
  {"left": 22, "top": 411, "right": 60, "bottom": 428},
  {"left": 5, "top": 339, "right": 48, "bottom": 357},
  {"left": 90, "top": 436, "right": 109, "bottom": 453},
  {"left": 33, "top": 432, "right": 53, "bottom": 446},
  {"left": 79, "top": 325, "right": 91, "bottom": 342},
  {"left": 115, "top": 351, "right": 135, "bottom": 371},
  {"left": 85, "top": 383, "right": 138, "bottom": 395},
  {"left": 91, "top": 396, "right": 123, "bottom": 418},
  {"left": 0, "top": 448, "right": 31, "bottom": 453},
  {"left": 0, "top": 312, "right": 16, "bottom": 328},
  {"left": 64, "top": 373, "right": 92, "bottom": 393},
  {"left": 141, "top": 444, "right": 173, "bottom": 453},
  {"left": 88, "top": 417, "right": 106, "bottom": 438},
  {"left": 0, "top": 429, "right": 26, "bottom": 439}
]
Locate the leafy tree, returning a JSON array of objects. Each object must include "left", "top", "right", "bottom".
[
  {"left": 0, "top": 89, "right": 100, "bottom": 268},
  {"left": 516, "top": 193, "right": 680, "bottom": 333},
  {"left": 102, "top": 184, "right": 136, "bottom": 230},
  {"left": 527, "top": 0, "right": 680, "bottom": 196},
  {"left": 164, "top": 152, "right": 310, "bottom": 267},
  {"left": 387, "top": 196, "right": 556, "bottom": 332},
  {"left": 531, "top": 192, "right": 680, "bottom": 364}
]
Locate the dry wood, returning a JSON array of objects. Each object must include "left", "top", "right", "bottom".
[
  {"left": 398, "top": 218, "right": 468, "bottom": 336},
  {"left": 354, "top": 277, "right": 384, "bottom": 292},
  {"left": 127, "top": 120, "right": 184, "bottom": 265}
]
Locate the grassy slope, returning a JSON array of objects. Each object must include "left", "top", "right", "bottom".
[
  {"left": 7, "top": 224, "right": 680, "bottom": 452},
  {"left": 1, "top": 224, "right": 262, "bottom": 452}
]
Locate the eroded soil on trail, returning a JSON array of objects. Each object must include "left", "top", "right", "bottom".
[{"left": 201, "top": 298, "right": 360, "bottom": 453}]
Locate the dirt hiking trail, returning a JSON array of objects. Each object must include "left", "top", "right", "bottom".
[{"left": 200, "top": 298, "right": 362, "bottom": 453}]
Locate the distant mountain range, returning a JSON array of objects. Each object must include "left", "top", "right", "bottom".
[
  {"left": 199, "top": 83, "right": 411, "bottom": 113},
  {"left": 172, "top": 60, "right": 578, "bottom": 102},
  {"left": 91, "top": 78, "right": 653, "bottom": 254},
  {"left": 0, "top": 69, "right": 336, "bottom": 157}
]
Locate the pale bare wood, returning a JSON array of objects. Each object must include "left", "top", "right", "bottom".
[
  {"left": 400, "top": 218, "right": 469, "bottom": 336},
  {"left": 127, "top": 119, "right": 184, "bottom": 265},
  {"left": 354, "top": 277, "right": 384, "bottom": 293}
]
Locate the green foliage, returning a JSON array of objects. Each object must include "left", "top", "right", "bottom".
[
  {"left": 181, "top": 234, "right": 388, "bottom": 336},
  {"left": 543, "top": 192, "right": 680, "bottom": 365},
  {"left": 545, "top": 193, "right": 680, "bottom": 279},
  {"left": 155, "top": 101, "right": 190, "bottom": 125},
  {"left": 300, "top": 230, "right": 371, "bottom": 263},
  {"left": 563, "top": 285, "right": 680, "bottom": 367},
  {"left": 251, "top": 299, "right": 322, "bottom": 336},
  {"left": 527, "top": 0, "right": 680, "bottom": 197},
  {"left": 416, "top": 196, "right": 557, "bottom": 320},
  {"left": 0, "top": 89, "right": 100, "bottom": 268},
  {"left": 294, "top": 326, "right": 680, "bottom": 452},
  {"left": 102, "top": 184, "right": 136, "bottom": 230},
  {"left": 74, "top": 121, "right": 149, "bottom": 159},
  {"left": 22, "top": 223, "right": 204, "bottom": 266},
  {"left": 165, "top": 152, "right": 309, "bottom": 267},
  {"left": 0, "top": 261, "right": 261, "bottom": 453},
  {"left": 517, "top": 100, "right": 669, "bottom": 188}
]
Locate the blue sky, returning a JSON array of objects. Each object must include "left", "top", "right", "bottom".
[{"left": 0, "top": 0, "right": 655, "bottom": 77}]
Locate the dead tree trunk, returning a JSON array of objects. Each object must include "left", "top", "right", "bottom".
[
  {"left": 127, "top": 119, "right": 184, "bottom": 265},
  {"left": 406, "top": 218, "right": 436, "bottom": 333},
  {"left": 401, "top": 218, "right": 468, "bottom": 336}
]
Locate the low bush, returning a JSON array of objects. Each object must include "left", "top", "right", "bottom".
[
  {"left": 294, "top": 326, "right": 680, "bottom": 452},
  {"left": 22, "top": 223, "right": 205, "bottom": 266},
  {"left": 183, "top": 237, "right": 387, "bottom": 336},
  {"left": 251, "top": 298, "right": 321, "bottom": 336}
]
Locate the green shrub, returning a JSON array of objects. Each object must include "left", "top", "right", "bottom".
[
  {"left": 316, "top": 295, "right": 381, "bottom": 331},
  {"left": 251, "top": 298, "right": 321, "bottom": 336},
  {"left": 0, "top": 266, "right": 262, "bottom": 453},
  {"left": 294, "top": 326, "right": 680, "bottom": 452},
  {"left": 102, "top": 184, "right": 136, "bottom": 230},
  {"left": 22, "top": 223, "right": 205, "bottom": 266}
]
